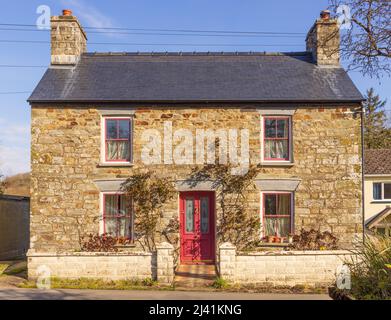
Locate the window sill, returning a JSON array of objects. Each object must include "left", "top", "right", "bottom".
[
  {"left": 371, "top": 200, "right": 391, "bottom": 204},
  {"left": 97, "top": 162, "right": 134, "bottom": 168},
  {"left": 260, "top": 162, "right": 294, "bottom": 167},
  {"left": 114, "top": 244, "right": 136, "bottom": 248},
  {"left": 259, "top": 242, "right": 291, "bottom": 247}
]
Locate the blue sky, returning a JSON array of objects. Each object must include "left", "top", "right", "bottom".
[{"left": 0, "top": 0, "right": 390, "bottom": 175}]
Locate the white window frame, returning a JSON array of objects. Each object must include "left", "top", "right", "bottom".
[
  {"left": 99, "top": 191, "right": 134, "bottom": 240},
  {"left": 100, "top": 116, "right": 133, "bottom": 165},
  {"left": 260, "top": 115, "right": 293, "bottom": 164},
  {"left": 372, "top": 182, "right": 391, "bottom": 201},
  {"left": 260, "top": 191, "right": 295, "bottom": 238}
]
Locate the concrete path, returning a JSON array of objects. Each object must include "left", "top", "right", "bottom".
[{"left": 0, "top": 288, "right": 330, "bottom": 300}]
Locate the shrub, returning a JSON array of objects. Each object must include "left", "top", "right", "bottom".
[
  {"left": 290, "top": 229, "right": 338, "bottom": 250},
  {"left": 80, "top": 233, "right": 118, "bottom": 252},
  {"left": 344, "top": 236, "right": 391, "bottom": 300}
]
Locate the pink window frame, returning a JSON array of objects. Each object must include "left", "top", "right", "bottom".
[
  {"left": 103, "top": 193, "right": 133, "bottom": 240},
  {"left": 263, "top": 116, "right": 290, "bottom": 161},
  {"left": 262, "top": 192, "right": 293, "bottom": 237},
  {"left": 104, "top": 118, "right": 132, "bottom": 162}
]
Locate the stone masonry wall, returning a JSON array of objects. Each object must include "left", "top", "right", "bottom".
[
  {"left": 30, "top": 104, "right": 362, "bottom": 252},
  {"left": 27, "top": 251, "right": 154, "bottom": 281},
  {"left": 28, "top": 243, "right": 175, "bottom": 283},
  {"left": 219, "top": 243, "right": 352, "bottom": 287}
]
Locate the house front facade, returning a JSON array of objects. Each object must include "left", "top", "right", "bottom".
[
  {"left": 364, "top": 149, "right": 391, "bottom": 236},
  {"left": 27, "top": 10, "right": 364, "bottom": 285}
]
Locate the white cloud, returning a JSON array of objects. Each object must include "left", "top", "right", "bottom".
[
  {"left": 0, "top": 144, "right": 30, "bottom": 177},
  {"left": 0, "top": 120, "right": 30, "bottom": 176},
  {"left": 61, "top": 0, "right": 116, "bottom": 30}
]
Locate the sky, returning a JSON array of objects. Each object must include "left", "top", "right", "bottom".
[{"left": 0, "top": 0, "right": 390, "bottom": 176}]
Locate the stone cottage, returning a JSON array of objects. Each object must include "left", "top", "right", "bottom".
[{"left": 27, "top": 9, "right": 364, "bottom": 286}]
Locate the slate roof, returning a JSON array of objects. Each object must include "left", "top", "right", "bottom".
[
  {"left": 28, "top": 52, "right": 364, "bottom": 103},
  {"left": 364, "top": 149, "right": 391, "bottom": 175}
]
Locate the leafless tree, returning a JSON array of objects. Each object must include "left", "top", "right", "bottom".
[{"left": 329, "top": 0, "right": 390, "bottom": 77}]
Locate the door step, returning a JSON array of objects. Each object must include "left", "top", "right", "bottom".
[{"left": 174, "top": 264, "right": 217, "bottom": 288}]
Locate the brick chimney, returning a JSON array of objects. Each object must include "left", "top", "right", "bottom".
[
  {"left": 306, "top": 10, "right": 340, "bottom": 67},
  {"left": 51, "top": 9, "right": 87, "bottom": 65}
]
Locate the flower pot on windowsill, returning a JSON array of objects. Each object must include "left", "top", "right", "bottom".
[
  {"left": 267, "top": 235, "right": 274, "bottom": 243},
  {"left": 273, "top": 236, "right": 282, "bottom": 243}
]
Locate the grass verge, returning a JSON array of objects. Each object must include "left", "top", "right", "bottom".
[{"left": 18, "top": 277, "right": 174, "bottom": 291}]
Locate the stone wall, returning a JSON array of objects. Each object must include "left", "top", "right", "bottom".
[
  {"left": 27, "top": 251, "right": 153, "bottom": 281},
  {"left": 30, "top": 104, "right": 362, "bottom": 252},
  {"left": 27, "top": 243, "right": 174, "bottom": 283},
  {"left": 219, "top": 243, "right": 352, "bottom": 287},
  {"left": 0, "top": 195, "right": 30, "bottom": 260}
]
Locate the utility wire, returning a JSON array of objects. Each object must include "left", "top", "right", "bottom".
[
  {"left": 0, "top": 27, "right": 305, "bottom": 38},
  {"left": 0, "top": 64, "right": 46, "bottom": 68},
  {"left": 0, "top": 23, "right": 306, "bottom": 35},
  {"left": 0, "top": 91, "right": 31, "bottom": 94},
  {"left": 0, "top": 39, "right": 302, "bottom": 47}
]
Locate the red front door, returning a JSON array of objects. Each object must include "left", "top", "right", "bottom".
[{"left": 179, "top": 191, "right": 215, "bottom": 264}]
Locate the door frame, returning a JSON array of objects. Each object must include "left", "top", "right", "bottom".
[{"left": 179, "top": 191, "right": 216, "bottom": 265}]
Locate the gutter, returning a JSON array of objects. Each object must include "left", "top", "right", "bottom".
[
  {"left": 27, "top": 99, "right": 366, "bottom": 105},
  {"left": 361, "top": 102, "right": 365, "bottom": 243}
]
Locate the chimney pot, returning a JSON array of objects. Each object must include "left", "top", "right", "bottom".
[
  {"left": 320, "top": 10, "right": 331, "bottom": 20},
  {"left": 62, "top": 9, "right": 72, "bottom": 16}
]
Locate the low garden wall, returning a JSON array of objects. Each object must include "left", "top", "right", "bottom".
[
  {"left": 27, "top": 242, "right": 174, "bottom": 284},
  {"left": 219, "top": 242, "right": 353, "bottom": 287}
]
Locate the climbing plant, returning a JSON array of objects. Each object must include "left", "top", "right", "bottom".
[
  {"left": 121, "top": 170, "right": 177, "bottom": 252},
  {"left": 189, "top": 164, "right": 262, "bottom": 250}
]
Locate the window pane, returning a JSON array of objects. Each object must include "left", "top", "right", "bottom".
[
  {"left": 265, "top": 217, "right": 275, "bottom": 236},
  {"left": 106, "top": 141, "right": 118, "bottom": 160},
  {"left": 265, "top": 140, "right": 288, "bottom": 160},
  {"left": 265, "top": 119, "right": 276, "bottom": 138},
  {"left": 105, "top": 218, "right": 117, "bottom": 236},
  {"left": 117, "top": 141, "right": 130, "bottom": 160},
  {"left": 275, "top": 217, "right": 290, "bottom": 237},
  {"left": 384, "top": 184, "right": 391, "bottom": 199},
  {"left": 105, "top": 195, "right": 118, "bottom": 217},
  {"left": 264, "top": 217, "right": 291, "bottom": 237},
  {"left": 200, "top": 197, "right": 209, "bottom": 233},
  {"left": 275, "top": 140, "right": 288, "bottom": 159},
  {"left": 119, "top": 120, "right": 130, "bottom": 139},
  {"left": 373, "top": 183, "right": 382, "bottom": 200},
  {"left": 277, "top": 194, "right": 291, "bottom": 215},
  {"left": 265, "top": 194, "right": 277, "bottom": 215},
  {"left": 185, "top": 199, "right": 194, "bottom": 232},
  {"left": 264, "top": 140, "right": 276, "bottom": 159},
  {"left": 377, "top": 228, "right": 386, "bottom": 235},
  {"left": 106, "top": 120, "right": 117, "bottom": 139},
  {"left": 119, "top": 196, "right": 130, "bottom": 216},
  {"left": 118, "top": 217, "right": 131, "bottom": 238},
  {"left": 277, "top": 119, "right": 288, "bottom": 138}
]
